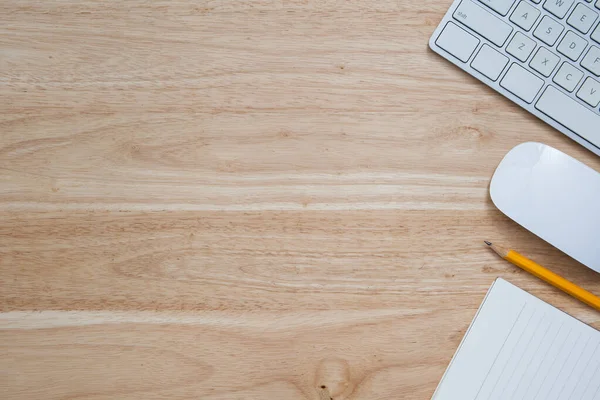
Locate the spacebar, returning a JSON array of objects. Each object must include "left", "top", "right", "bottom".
[{"left": 535, "top": 86, "right": 600, "bottom": 148}]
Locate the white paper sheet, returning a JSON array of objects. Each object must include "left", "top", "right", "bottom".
[{"left": 432, "top": 279, "right": 600, "bottom": 400}]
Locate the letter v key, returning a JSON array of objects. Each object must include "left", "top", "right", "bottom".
[{"left": 576, "top": 77, "right": 600, "bottom": 108}]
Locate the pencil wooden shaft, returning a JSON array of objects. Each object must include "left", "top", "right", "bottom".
[{"left": 506, "top": 250, "right": 600, "bottom": 311}]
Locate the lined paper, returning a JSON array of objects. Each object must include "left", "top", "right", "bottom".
[{"left": 432, "top": 279, "right": 600, "bottom": 400}]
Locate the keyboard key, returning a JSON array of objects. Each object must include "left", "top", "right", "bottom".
[
  {"left": 510, "top": 1, "right": 541, "bottom": 31},
  {"left": 536, "top": 86, "right": 600, "bottom": 148},
  {"left": 506, "top": 32, "right": 537, "bottom": 61},
  {"left": 592, "top": 22, "right": 600, "bottom": 43},
  {"left": 577, "top": 77, "right": 600, "bottom": 106},
  {"left": 534, "top": 16, "right": 565, "bottom": 46},
  {"left": 500, "top": 63, "right": 544, "bottom": 103},
  {"left": 453, "top": 0, "right": 513, "bottom": 46},
  {"left": 581, "top": 46, "right": 600, "bottom": 75},
  {"left": 471, "top": 44, "right": 510, "bottom": 80},
  {"left": 530, "top": 47, "right": 561, "bottom": 76},
  {"left": 557, "top": 31, "right": 588, "bottom": 60},
  {"left": 478, "top": 0, "right": 516, "bottom": 15},
  {"left": 544, "top": 0, "right": 575, "bottom": 19},
  {"left": 567, "top": 3, "right": 598, "bottom": 33},
  {"left": 553, "top": 62, "right": 584, "bottom": 91},
  {"left": 436, "top": 22, "right": 480, "bottom": 62}
]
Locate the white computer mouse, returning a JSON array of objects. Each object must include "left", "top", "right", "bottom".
[{"left": 490, "top": 142, "right": 600, "bottom": 273}]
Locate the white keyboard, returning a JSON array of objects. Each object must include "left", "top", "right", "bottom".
[{"left": 430, "top": 0, "right": 600, "bottom": 156}]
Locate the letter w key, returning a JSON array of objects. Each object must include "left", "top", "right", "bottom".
[{"left": 544, "top": 0, "right": 575, "bottom": 19}]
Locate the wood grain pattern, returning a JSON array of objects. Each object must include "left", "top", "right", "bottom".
[{"left": 1, "top": 1, "right": 599, "bottom": 398}]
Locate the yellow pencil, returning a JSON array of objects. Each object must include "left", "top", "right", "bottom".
[{"left": 485, "top": 241, "right": 600, "bottom": 312}]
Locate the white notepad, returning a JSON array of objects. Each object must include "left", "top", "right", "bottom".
[{"left": 432, "top": 278, "right": 600, "bottom": 400}]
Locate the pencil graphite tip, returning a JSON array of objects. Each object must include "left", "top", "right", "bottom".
[{"left": 484, "top": 240, "right": 492, "bottom": 246}]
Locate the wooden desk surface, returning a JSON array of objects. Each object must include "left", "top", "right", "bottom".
[{"left": 1, "top": 1, "right": 599, "bottom": 398}]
